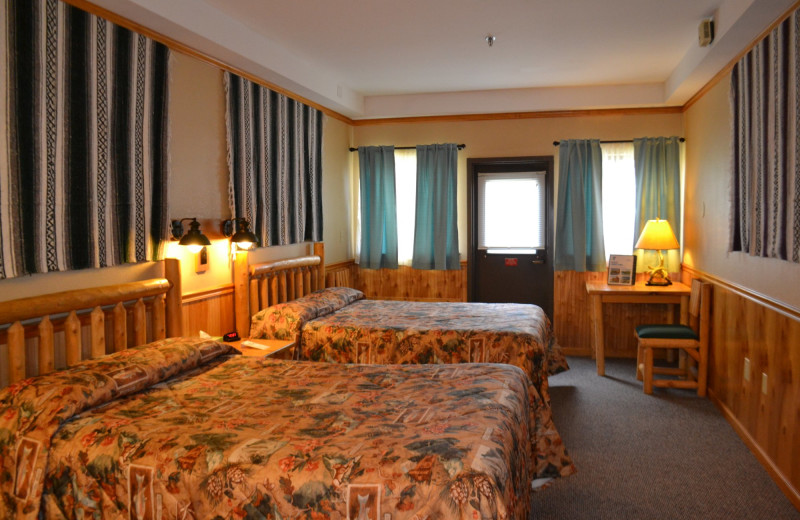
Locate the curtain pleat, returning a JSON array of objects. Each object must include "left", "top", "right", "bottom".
[
  {"left": 554, "top": 139, "right": 605, "bottom": 271},
  {"left": 731, "top": 8, "right": 800, "bottom": 262},
  {"left": 0, "top": 0, "right": 170, "bottom": 279},
  {"left": 358, "top": 146, "right": 398, "bottom": 269},
  {"left": 633, "top": 136, "right": 682, "bottom": 273},
  {"left": 412, "top": 143, "right": 459, "bottom": 270},
  {"left": 224, "top": 73, "right": 323, "bottom": 247}
]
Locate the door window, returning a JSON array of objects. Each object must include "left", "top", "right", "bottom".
[{"left": 477, "top": 171, "right": 546, "bottom": 253}]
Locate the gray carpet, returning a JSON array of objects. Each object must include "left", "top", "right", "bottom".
[{"left": 530, "top": 356, "right": 799, "bottom": 519}]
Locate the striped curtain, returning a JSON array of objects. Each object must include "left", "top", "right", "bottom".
[
  {"left": 730, "top": 7, "right": 800, "bottom": 262},
  {"left": 224, "top": 72, "right": 323, "bottom": 247},
  {"left": 0, "top": 0, "right": 170, "bottom": 279}
]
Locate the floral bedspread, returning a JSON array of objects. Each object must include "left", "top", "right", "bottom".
[
  {"left": 0, "top": 337, "right": 564, "bottom": 520},
  {"left": 300, "top": 300, "right": 568, "bottom": 400},
  {"left": 249, "top": 289, "right": 570, "bottom": 403}
]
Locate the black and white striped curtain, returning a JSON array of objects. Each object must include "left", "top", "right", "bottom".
[
  {"left": 0, "top": 0, "right": 170, "bottom": 279},
  {"left": 730, "top": 7, "right": 800, "bottom": 262},
  {"left": 224, "top": 72, "right": 323, "bottom": 247}
]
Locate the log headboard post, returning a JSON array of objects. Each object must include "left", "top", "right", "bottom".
[
  {"left": 164, "top": 258, "right": 183, "bottom": 337},
  {"left": 234, "top": 252, "right": 251, "bottom": 337},
  {"left": 314, "top": 242, "right": 325, "bottom": 290}
]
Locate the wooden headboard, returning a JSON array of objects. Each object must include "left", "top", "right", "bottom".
[
  {"left": 233, "top": 243, "right": 326, "bottom": 336},
  {"left": 0, "top": 258, "right": 183, "bottom": 387}
]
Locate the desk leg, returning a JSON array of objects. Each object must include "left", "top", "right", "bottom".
[{"left": 591, "top": 294, "right": 605, "bottom": 376}]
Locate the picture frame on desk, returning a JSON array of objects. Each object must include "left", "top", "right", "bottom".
[{"left": 607, "top": 254, "right": 636, "bottom": 285}]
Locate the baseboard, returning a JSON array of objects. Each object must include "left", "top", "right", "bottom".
[{"left": 708, "top": 387, "right": 800, "bottom": 511}]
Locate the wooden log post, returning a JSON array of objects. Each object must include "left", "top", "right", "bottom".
[
  {"left": 64, "top": 311, "right": 81, "bottom": 366},
  {"left": 38, "top": 316, "right": 55, "bottom": 375},
  {"left": 314, "top": 242, "right": 325, "bottom": 290},
  {"left": 164, "top": 257, "right": 183, "bottom": 337},
  {"left": 7, "top": 322, "right": 26, "bottom": 384},
  {"left": 152, "top": 294, "right": 166, "bottom": 340},
  {"left": 91, "top": 306, "right": 106, "bottom": 359}
]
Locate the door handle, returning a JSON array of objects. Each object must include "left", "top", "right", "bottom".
[{"left": 532, "top": 259, "right": 545, "bottom": 264}]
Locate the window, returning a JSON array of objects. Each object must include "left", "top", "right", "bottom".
[
  {"left": 477, "top": 172, "right": 546, "bottom": 254},
  {"left": 394, "top": 149, "right": 417, "bottom": 265},
  {"left": 354, "top": 149, "right": 417, "bottom": 266},
  {"left": 600, "top": 143, "right": 635, "bottom": 260}
]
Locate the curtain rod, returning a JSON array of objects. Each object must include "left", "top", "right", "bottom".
[
  {"left": 349, "top": 144, "right": 466, "bottom": 152},
  {"left": 552, "top": 138, "right": 685, "bottom": 146}
]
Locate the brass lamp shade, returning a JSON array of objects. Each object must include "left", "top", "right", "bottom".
[{"left": 635, "top": 219, "right": 679, "bottom": 286}]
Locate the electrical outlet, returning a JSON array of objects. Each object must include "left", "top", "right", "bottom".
[
  {"left": 761, "top": 373, "right": 768, "bottom": 395},
  {"left": 743, "top": 358, "right": 751, "bottom": 382}
]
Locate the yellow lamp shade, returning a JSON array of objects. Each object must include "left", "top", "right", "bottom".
[{"left": 635, "top": 219, "right": 679, "bottom": 251}]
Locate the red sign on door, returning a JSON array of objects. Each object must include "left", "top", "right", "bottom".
[{"left": 504, "top": 258, "right": 518, "bottom": 267}]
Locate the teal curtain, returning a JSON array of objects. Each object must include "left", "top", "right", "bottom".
[
  {"left": 412, "top": 144, "right": 460, "bottom": 270},
  {"left": 358, "top": 146, "right": 398, "bottom": 269},
  {"left": 555, "top": 140, "right": 606, "bottom": 271},
  {"left": 633, "top": 137, "right": 681, "bottom": 272}
]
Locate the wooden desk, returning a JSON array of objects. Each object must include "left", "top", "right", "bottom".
[{"left": 585, "top": 281, "right": 691, "bottom": 376}]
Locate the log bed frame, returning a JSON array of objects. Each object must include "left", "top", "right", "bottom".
[
  {"left": 0, "top": 258, "right": 183, "bottom": 387},
  {"left": 233, "top": 243, "right": 326, "bottom": 337}
]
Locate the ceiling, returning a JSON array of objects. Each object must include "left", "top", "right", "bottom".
[{"left": 91, "top": 0, "right": 796, "bottom": 120}]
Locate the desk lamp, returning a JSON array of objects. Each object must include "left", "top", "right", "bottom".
[{"left": 635, "top": 219, "right": 680, "bottom": 286}]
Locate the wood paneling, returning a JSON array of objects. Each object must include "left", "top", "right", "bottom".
[
  {"left": 553, "top": 270, "right": 675, "bottom": 357},
  {"left": 682, "top": 266, "right": 800, "bottom": 509},
  {"left": 181, "top": 285, "right": 236, "bottom": 337},
  {"left": 326, "top": 260, "right": 357, "bottom": 288},
  {"left": 354, "top": 263, "right": 468, "bottom": 302}
]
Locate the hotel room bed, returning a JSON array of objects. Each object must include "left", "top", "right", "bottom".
[
  {"left": 249, "top": 287, "right": 569, "bottom": 403},
  {"left": 0, "top": 336, "right": 567, "bottom": 519},
  {"left": 0, "top": 260, "right": 574, "bottom": 518}
]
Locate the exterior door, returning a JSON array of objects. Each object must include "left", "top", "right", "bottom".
[{"left": 467, "top": 156, "right": 554, "bottom": 318}]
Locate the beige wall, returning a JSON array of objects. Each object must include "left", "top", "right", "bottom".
[
  {"left": 683, "top": 74, "right": 800, "bottom": 310},
  {"left": 0, "top": 51, "right": 354, "bottom": 301},
  {"left": 353, "top": 113, "right": 684, "bottom": 259}
]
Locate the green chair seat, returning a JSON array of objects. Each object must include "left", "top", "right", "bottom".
[{"left": 635, "top": 324, "right": 698, "bottom": 340}]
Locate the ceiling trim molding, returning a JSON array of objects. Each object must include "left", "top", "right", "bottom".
[
  {"left": 349, "top": 106, "right": 684, "bottom": 126},
  {"left": 58, "top": 0, "right": 799, "bottom": 125}
]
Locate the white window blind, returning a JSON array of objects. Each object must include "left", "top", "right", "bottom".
[{"left": 477, "top": 171, "right": 546, "bottom": 252}]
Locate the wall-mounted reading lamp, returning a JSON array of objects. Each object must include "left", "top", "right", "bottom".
[
  {"left": 171, "top": 218, "right": 211, "bottom": 254},
  {"left": 223, "top": 218, "right": 259, "bottom": 250}
]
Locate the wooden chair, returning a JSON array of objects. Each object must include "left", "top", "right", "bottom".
[{"left": 635, "top": 279, "right": 712, "bottom": 396}]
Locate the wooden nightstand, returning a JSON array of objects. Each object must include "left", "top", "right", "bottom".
[{"left": 228, "top": 338, "right": 296, "bottom": 360}]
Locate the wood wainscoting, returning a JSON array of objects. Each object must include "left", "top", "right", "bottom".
[
  {"left": 181, "top": 285, "right": 236, "bottom": 337},
  {"left": 553, "top": 270, "right": 677, "bottom": 358},
  {"left": 681, "top": 265, "right": 800, "bottom": 509},
  {"left": 353, "top": 262, "right": 468, "bottom": 302},
  {"left": 325, "top": 260, "right": 358, "bottom": 289}
]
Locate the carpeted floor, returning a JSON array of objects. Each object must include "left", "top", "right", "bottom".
[{"left": 530, "top": 356, "right": 800, "bottom": 519}]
